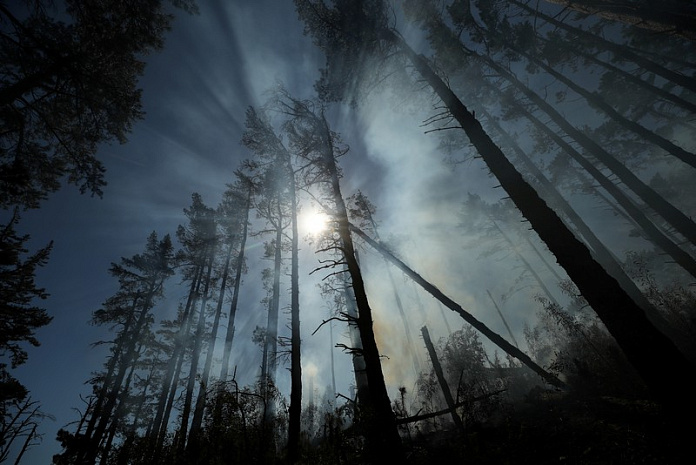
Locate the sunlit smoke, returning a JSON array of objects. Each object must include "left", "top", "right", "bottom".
[{"left": 301, "top": 210, "right": 330, "bottom": 236}]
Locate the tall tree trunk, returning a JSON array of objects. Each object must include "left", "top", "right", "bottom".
[
  {"left": 261, "top": 197, "right": 284, "bottom": 402},
  {"left": 100, "top": 348, "right": 141, "bottom": 465},
  {"left": 537, "top": 36, "right": 696, "bottom": 114},
  {"left": 365, "top": 213, "right": 421, "bottom": 377},
  {"left": 350, "top": 223, "right": 565, "bottom": 389},
  {"left": 421, "top": 326, "right": 465, "bottom": 431},
  {"left": 511, "top": 0, "right": 696, "bottom": 92},
  {"left": 329, "top": 316, "right": 337, "bottom": 397},
  {"left": 475, "top": 100, "right": 692, "bottom": 350},
  {"left": 456, "top": 29, "right": 696, "bottom": 275},
  {"left": 81, "top": 297, "right": 140, "bottom": 453},
  {"left": 486, "top": 290, "right": 520, "bottom": 349},
  {"left": 514, "top": 45, "right": 696, "bottom": 169},
  {"left": 189, "top": 240, "right": 236, "bottom": 446},
  {"left": 466, "top": 42, "right": 696, "bottom": 247},
  {"left": 510, "top": 92, "right": 696, "bottom": 278},
  {"left": 540, "top": 0, "right": 696, "bottom": 41},
  {"left": 378, "top": 28, "right": 696, "bottom": 406},
  {"left": 149, "top": 262, "right": 205, "bottom": 459},
  {"left": 177, "top": 250, "right": 216, "bottom": 454},
  {"left": 287, "top": 157, "right": 302, "bottom": 463},
  {"left": 318, "top": 112, "right": 405, "bottom": 462},
  {"left": 83, "top": 280, "right": 161, "bottom": 464},
  {"left": 341, "top": 265, "right": 370, "bottom": 401},
  {"left": 219, "top": 187, "right": 251, "bottom": 382}
]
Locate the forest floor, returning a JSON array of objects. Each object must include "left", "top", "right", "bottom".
[{"left": 400, "top": 391, "right": 692, "bottom": 465}]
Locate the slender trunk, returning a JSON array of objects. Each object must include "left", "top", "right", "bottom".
[
  {"left": 82, "top": 297, "right": 139, "bottom": 450},
  {"left": 476, "top": 103, "right": 688, "bottom": 349},
  {"left": 130, "top": 358, "right": 158, "bottom": 438},
  {"left": 318, "top": 112, "right": 404, "bottom": 461},
  {"left": 102, "top": 346, "right": 142, "bottom": 461},
  {"left": 516, "top": 96, "right": 696, "bottom": 277},
  {"left": 368, "top": 217, "right": 421, "bottom": 377},
  {"left": 287, "top": 159, "right": 302, "bottom": 463},
  {"left": 515, "top": 45, "right": 696, "bottom": 169},
  {"left": 12, "top": 423, "right": 36, "bottom": 465},
  {"left": 539, "top": 36, "right": 696, "bottom": 114},
  {"left": 156, "top": 341, "right": 187, "bottom": 454},
  {"left": 367, "top": 29, "right": 696, "bottom": 403},
  {"left": 486, "top": 290, "right": 520, "bottom": 349},
  {"left": 492, "top": 221, "right": 561, "bottom": 306},
  {"left": 178, "top": 250, "right": 216, "bottom": 454},
  {"left": 351, "top": 223, "right": 565, "bottom": 389},
  {"left": 468, "top": 42, "right": 696, "bottom": 247},
  {"left": 262, "top": 198, "right": 283, "bottom": 400},
  {"left": 540, "top": 0, "right": 696, "bottom": 41},
  {"left": 219, "top": 188, "right": 251, "bottom": 382},
  {"left": 150, "top": 264, "right": 204, "bottom": 457},
  {"left": 511, "top": 0, "right": 696, "bottom": 92},
  {"left": 421, "top": 326, "right": 465, "bottom": 431},
  {"left": 329, "top": 317, "right": 337, "bottom": 397},
  {"left": 189, "top": 241, "right": 236, "bottom": 445},
  {"left": 452, "top": 17, "right": 696, "bottom": 273},
  {"left": 343, "top": 266, "right": 370, "bottom": 405},
  {"left": 84, "top": 280, "right": 161, "bottom": 464}
]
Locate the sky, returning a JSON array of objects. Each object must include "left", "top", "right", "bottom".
[{"left": 6, "top": 1, "right": 695, "bottom": 463}]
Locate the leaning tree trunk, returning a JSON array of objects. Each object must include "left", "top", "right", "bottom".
[
  {"left": 81, "top": 297, "right": 139, "bottom": 455},
  {"left": 365, "top": 212, "right": 421, "bottom": 377},
  {"left": 83, "top": 279, "right": 161, "bottom": 465},
  {"left": 511, "top": 94, "right": 696, "bottom": 278},
  {"left": 382, "top": 27, "right": 695, "bottom": 406},
  {"left": 514, "top": 45, "right": 696, "bottom": 170},
  {"left": 455, "top": 31, "right": 696, "bottom": 279},
  {"left": 540, "top": 0, "right": 696, "bottom": 41},
  {"left": 189, "top": 240, "right": 236, "bottom": 448},
  {"left": 219, "top": 187, "right": 251, "bottom": 382},
  {"left": 318, "top": 112, "right": 405, "bottom": 463},
  {"left": 342, "top": 265, "right": 370, "bottom": 406},
  {"left": 511, "top": 0, "right": 696, "bottom": 92},
  {"left": 350, "top": 223, "right": 565, "bottom": 389},
  {"left": 467, "top": 42, "right": 696, "bottom": 248},
  {"left": 476, "top": 91, "right": 696, "bottom": 342},
  {"left": 177, "top": 249, "right": 216, "bottom": 454},
  {"left": 421, "top": 326, "right": 464, "bottom": 431},
  {"left": 149, "top": 264, "right": 204, "bottom": 456},
  {"left": 537, "top": 35, "right": 696, "bottom": 114}
]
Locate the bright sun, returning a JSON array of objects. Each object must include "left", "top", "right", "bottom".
[{"left": 303, "top": 211, "right": 329, "bottom": 235}]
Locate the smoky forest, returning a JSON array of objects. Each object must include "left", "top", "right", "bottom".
[{"left": 2, "top": 0, "right": 696, "bottom": 464}]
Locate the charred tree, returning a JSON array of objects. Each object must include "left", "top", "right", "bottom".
[{"left": 421, "top": 326, "right": 465, "bottom": 431}]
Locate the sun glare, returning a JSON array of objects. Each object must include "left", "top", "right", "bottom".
[{"left": 303, "top": 211, "right": 329, "bottom": 235}]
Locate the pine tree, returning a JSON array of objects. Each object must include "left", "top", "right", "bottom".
[
  {"left": 0, "top": 210, "right": 52, "bottom": 407},
  {"left": 75, "top": 232, "right": 175, "bottom": 465}
]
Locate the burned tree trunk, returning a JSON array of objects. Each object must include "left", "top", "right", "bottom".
[{"left": 421, "top": 326, "right": 465, "bottom": 431}]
